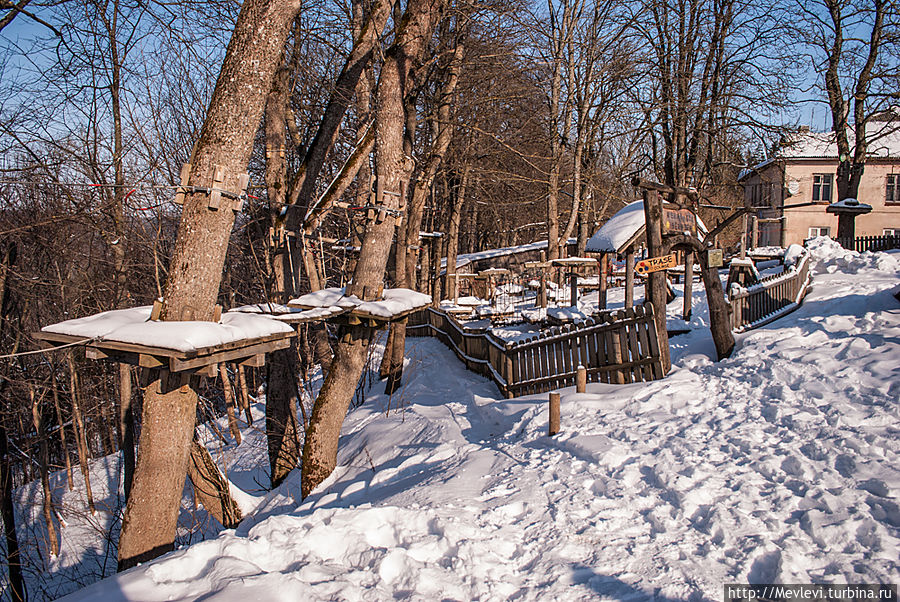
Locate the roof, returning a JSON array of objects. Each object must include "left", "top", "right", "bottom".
[
  {"left": 740, "top": 122, "right": 900, "bottom": 180},
  {"left": 585, "top": 200, "right": 707, "bottom": 254}
]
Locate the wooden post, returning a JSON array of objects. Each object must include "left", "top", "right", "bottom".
[
  {"left": 640, "top": 189, "right": 670, "bottom": 371},
  {"left": 751, "top": 215, "right": 758, "bottom": 251},
  {"left": 539, "top": 251, "right": 548, "bottom": 308},
  {"left": 576, "top": 365, "right": 586, "bottom": 393},
  {"left": 682, "top": 251, "right": 694, "bottom": 321},
  {"left": 569, "top": 273, "right": 578, "bottom": 307},
  {"left": 548, "top": 392, "right": 560, "bottom": 436},
  {"left": 625, "top": 247, "right": 635, "bottom": 309},
  {"left": 599, "top": 252, "right": 608, "bottom": 310},
  {"left": 740, "top": 212, "right": 748, "bottom": 259}
]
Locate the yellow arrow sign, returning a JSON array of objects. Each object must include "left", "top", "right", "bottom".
[{"left": 635, "top": 253, "right": 678, "bottom": 275}]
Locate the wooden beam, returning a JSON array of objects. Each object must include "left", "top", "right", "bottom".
[{"left": 631, "top": 177, "right": 699, "bottom": 202}]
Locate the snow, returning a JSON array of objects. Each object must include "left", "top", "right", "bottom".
[
  {"left": 25, "top": 242, "right": 900, "bottom": 600},
  {"left": 585, "top": 200, "right": 707, "bottom": 254},
  {"left": 777, "top": 125, "right": 900, "bottom": 159},
  {"left": 41, "top": 306, "right": 295, "bottom": 353},
  {"left": 289, "top": 287, "right": 431, "bottom": 319}
]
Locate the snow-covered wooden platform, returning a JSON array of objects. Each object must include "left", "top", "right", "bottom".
[
  {"left": 288, "top": 287, "right": 431, "bottom": 325},
  {"left": 36, "top": 306, "right": 296, "bottom": 374}
]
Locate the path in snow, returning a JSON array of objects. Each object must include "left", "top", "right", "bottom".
[{"left": 63, "top": 241, "right": 900, "bottom": 600}]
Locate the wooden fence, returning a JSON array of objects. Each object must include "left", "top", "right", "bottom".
[
  {"left": 407, "top": 303, "right": 666, "bottom": 398},
  {"left": 834, "top": 234, "right": 900, "bottom": 253},
  {"left": 729, "top": 250, "right": 811, "bottom": 332}
]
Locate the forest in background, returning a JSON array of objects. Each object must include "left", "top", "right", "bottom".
[{"left": 0, "top": 0, "right": 897, "bottom": 595}]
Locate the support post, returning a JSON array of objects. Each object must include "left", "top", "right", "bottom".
[
  {"left": 548, "top": 392, "right": 560, "bottom": 436},
  {"left": 569, "top": 273, "right": 578, "bottom": 307},
  {"left": 576, "top": 365, "right": 586, "bottom": 393},
  {"left": 625, "top": 247, "right": 635, "bottom": 309},
  {"left": 641, "top": 189, "right": 670, "bottom": 371},
  {"left": 682, "top": 251, "right": 694, "bottom": 321},
  {"left": 598, "top": 252, "right": 608, "bottom": 310}
]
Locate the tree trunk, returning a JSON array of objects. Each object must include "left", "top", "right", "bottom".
[
  {"left": 119, "top": 363, "right": 135, "bottom": 500},
  {"left": 68, "top": 355, "right": 95, "bottom": 514},
  {"left": 186, "top": 433, "right": 242, "bottom": 529},
  {"left": 443, "top": 164, "right": 469, "bottom": 299},
  {"left": 0, "top": 415, "right": 24, "bottom": 602},
  {"left": 117, "top": 0, "right": 299, "bottom": 571},
  {"left": 236, "top": 364, "right": 253, "bottom": 425},
  {"left": 301, "top": 0, "right": 446, "bottom": 498},
  {"left": 266, "top": 344, "right": 301, "bottom": 487},
  {"left": 51, "top": 371, "right": 75, "bottom": 491},
  {"left": 219, "top": 364, "right": 241, "bottom": 445},
  {"left": 32, "top": 389, "right": 59, "bottom": 558}
]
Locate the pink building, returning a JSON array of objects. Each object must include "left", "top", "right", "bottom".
[{"left": 739, "top": 122, "right": 900, "bottom": 247}]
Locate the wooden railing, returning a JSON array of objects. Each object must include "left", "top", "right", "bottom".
[
  {"left": 408, "top": 304, "right": 666, "bottom": 398},
  {"left": 729, "top": 250, "right": 811, "bottom": 332},
  {"left": 834, "top": 234, "right": 900, "bottom": 253}
]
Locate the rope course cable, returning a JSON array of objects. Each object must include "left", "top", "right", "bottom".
[{"left": 0, "top": 337, "right": 99, "bottom": 360}]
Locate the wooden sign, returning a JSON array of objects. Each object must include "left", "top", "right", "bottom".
[
  {"left": 635, "top": 253, "right": 678, "bottom": 275},
  {"left": 663, "top": 207, "right": 698, "bottom": 236},
  {"left": 707, "top": 249, "right": 724, "bottom": 268}
]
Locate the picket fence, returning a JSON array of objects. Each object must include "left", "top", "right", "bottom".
[
  {"left": 407, "top": 303, "right": 666, "bottom": 397},
  {"left": 834, "top": 234, "right": 900, "bottom": 253},
  {"left": 729, "top": 250, "right": 811, "bottom": 332}
]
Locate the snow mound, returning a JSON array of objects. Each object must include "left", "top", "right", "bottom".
[{"left": 806, "top": 237, "right": 900, "bottom": 275}]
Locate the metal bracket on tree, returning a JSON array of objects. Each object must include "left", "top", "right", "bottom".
[{"left": 173, "top": 163, "right": 250, "bottom": 212}]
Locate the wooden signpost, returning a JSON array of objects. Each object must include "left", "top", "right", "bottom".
[{"left": 635, "top": 253, "right": 678, "bottom": 275}]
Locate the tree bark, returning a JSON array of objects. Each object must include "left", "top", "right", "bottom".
[
  {"left": 117, "top": 0, "right": 299, "bottom": 571},
  {"left": 51, "top": 371, "right": 75, "bottom": 491},
  {"left": 186, "top": 433, "right": 242, "bottom": 529},
  {"left": 301, "top": 0, "right": 447, "bottom": 498},
  {"left": 266, "top": 344, "right": 301, "bottom": 487},
  {"left": 32, "top": 388, "right": 59, "bottom": 558},
  {"left": 67, "top": 355, "right": 95, "bottom": 514},
  {"left": 0, "top": 415, "right": 24, "bottom": 602},
  {"left": 119, "top": 363, "right": 135, "bottom": 500},
  {"left": 219, "top": 364, "right": 241, "bottom": 445}
]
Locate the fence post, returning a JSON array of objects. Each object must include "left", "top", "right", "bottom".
[
  {"left": 576, "top": 365, "right": 586, "bottom": 393},
  {"left": 548, "top": 392, "right": 560, "bottom": 436}
]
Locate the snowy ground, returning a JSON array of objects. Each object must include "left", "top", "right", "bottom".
[{"left": 19, "top": 239, "right": 900, "bottom": 600}]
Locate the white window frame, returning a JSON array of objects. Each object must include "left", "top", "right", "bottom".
[
  {"left": 884, "top": 228, "right": 900, "bottom": 237},
  {"left": 809, "top": 226, "right": 830, "bottom": 237},
  {"left": 887, "top": 174, "right": 898, "bottom": 204}
]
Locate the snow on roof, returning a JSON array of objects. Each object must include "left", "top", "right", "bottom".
[
  {"left": 41, "top": 306, "right": 295, "bottom": 353},
  {"left": 289, "top": 287, "right": 431, "bottom": 319},
  {"left": 231, "top": 303, "right": 347, "bottom": 323},
  {"left": 585, "top": 200, "right": 707, "bottom": 254},
  {"left": 441, "top": 238, "right": 578, "bottom": 270},
  {"left": 741, "top": 123, "right": 900, "bottom": 179}
]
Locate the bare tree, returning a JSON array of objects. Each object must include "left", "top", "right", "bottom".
[
  {"left": 117, "top": 0, "right": 300, "bottom": 570},
  {"left": 301, "top": 0, "right": 447, "bottom": 498},
  {"left": 799, "top": 0, "right": 898, "bottom": 201}
]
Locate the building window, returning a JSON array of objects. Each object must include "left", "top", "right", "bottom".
[
  {"left": 809, "top": 226, "right": 830, "bottom": 237},
  {"left": 812, "top": 174, "right": 833, "bottom": 202},
  {"left": 887, "top": 175, "right": 898, "bottom": 204},
  {"left": 884, "top": 228, "right": 900, "bottom": 237}
]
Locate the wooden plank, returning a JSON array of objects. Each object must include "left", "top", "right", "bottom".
[
  {"left": 626, "top": 316, "right": 644, "bottom": 381},
  {"left": 617, "top": 312, "right": 633, "bottom": 383},
  {"left": 169, "top": 337, "right": 290, "bottom": 372}
]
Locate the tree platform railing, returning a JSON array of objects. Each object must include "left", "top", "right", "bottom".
[
  {"left": 729, "top": 249, "right": 811, "bottom": 332},
  {"left": 408, "top": 303, "right": 666, "bottom": 398}
]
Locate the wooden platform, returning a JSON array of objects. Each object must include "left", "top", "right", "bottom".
[{"left": 35, "top": 330, "right": 294, "bottom": 376}]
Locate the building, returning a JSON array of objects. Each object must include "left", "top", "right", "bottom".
[{"left": 739, "top": 122, "right": 900, "bottom": 247}]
